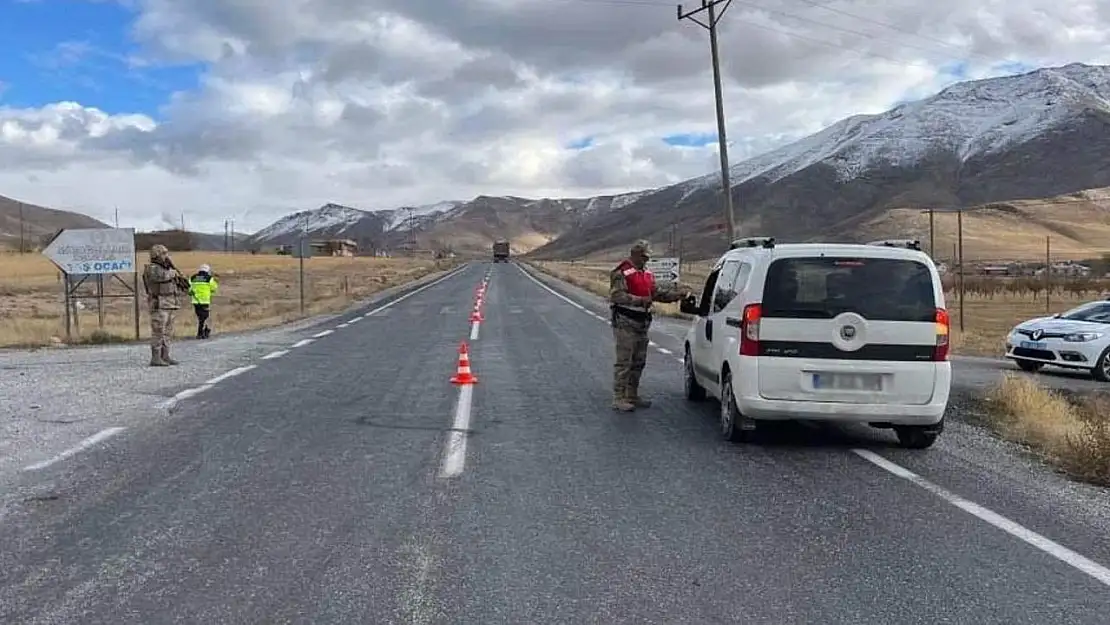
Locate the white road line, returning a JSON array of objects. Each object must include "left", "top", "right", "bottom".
[
  {"left": 439, "top": 385, "right": 474, "bottom": 479},
  {"left": 261, "top": 349, "right": 289, "bottom": 360},
  {"left": 206, "top": 365, "right": 257, "bottom": 385},
  {"left": 648, "top": 340, "right": 658, "bottom": 347},
  {"left": 157, "top": 384, "right": 215, "bottom": 410},
  {"left": 23, "top": 427, "right": 127, "bottom": 472},
  {"left": 337, "top": 322, "right": 350, "bottom": 328},
  {"left": 313, "top": 329, "right": 334, "bottom": 338},
  {"left": 853, "top": 449, "right": 1110, "bottom": 588},
  {"left": 469, "top": 321, "right": 480, "bottom": 341},
  {"left": 351, "top": 316, "right": 363, "bottom": 322},
  {"left": 515, "top": 264, "right": 587, "bottom": 311},
  {"left": 657, "top": 347, "right": 673, "bottom": 355},
  {"left": 291, "top": 338, "right": 315, "bottom": 348}
]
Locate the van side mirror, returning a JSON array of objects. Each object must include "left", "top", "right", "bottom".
[{"left": 679, "top": 295, "right": 700, "bottom": 315}]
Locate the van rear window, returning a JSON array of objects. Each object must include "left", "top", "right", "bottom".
[{"left": 762, "top": 257, "right": 936, "bottom": 322}]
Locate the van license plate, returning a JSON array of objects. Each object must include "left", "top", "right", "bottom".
[
  {"left": 1019, "top": 341, "right": 1047, "bottom": 350},
  {"left": 812, "top": 373, "right": 882, "bottom": 391}
]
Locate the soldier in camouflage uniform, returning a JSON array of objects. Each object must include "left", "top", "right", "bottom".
[
  {"left": 141, "top": 244, "right": 189, "bottom": 367},
  {"left": 608, "top": 240, "right": 690, "bottom": 411}
]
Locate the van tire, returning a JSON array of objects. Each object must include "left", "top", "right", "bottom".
[
  {"left": 894, "top": 426, "right": 939, "bottom": 449},
  {"left": 720, "top": 371, "right": 754, "bottom": 443},
  {"left": 684, "top": 347, "right": 707, "bottom": 401}
]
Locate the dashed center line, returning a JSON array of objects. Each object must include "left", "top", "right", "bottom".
[
  {"left": 262, "top": 349, "right": 289, "bottom": 360},
  {"left": 291, "top": 338, "right": 315, "bottom": 348},
  {"left": 313, "top": 329, "right": 334, "bottom": 338},
  {"left": 440, "top": 385, "right": 474, "bottom": 479}
]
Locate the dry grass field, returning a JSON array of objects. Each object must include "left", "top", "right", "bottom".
[
  {"left": 986, "top": 375, "right": 1110, "bottom": 486},
  {"left": 0, "top": 251, "right": 456, "bottom": 348},
  {"left": 530, "top": 260, "right": 1110, "bottom": 358}
]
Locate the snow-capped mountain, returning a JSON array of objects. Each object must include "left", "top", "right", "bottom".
[
  {"left": 248, "top": 192, "right": 651, "bottom": 254},
  {"left": 532, "top": 62, "right": 1110, "bottom": 259},
  {"left": 247, "top": 63, "right": 1110, "bottom": 260}
]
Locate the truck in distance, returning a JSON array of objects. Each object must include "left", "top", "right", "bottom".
[{"left": 493, "top": 240, "right": 510, "bottom": 262}]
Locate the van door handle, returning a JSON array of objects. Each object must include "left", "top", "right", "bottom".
[
  {"left": 725, "top": 317, "right": 742, "bottom": 328},
  {"left": 705, "top": 319, "right": 713, "bottom": 342}
]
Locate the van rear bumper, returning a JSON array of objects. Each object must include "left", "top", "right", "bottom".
[
  {"left": 730, "top": 358, "right": 950, "bottom": 425},
  {"left": 735, "top": 395, "right": 947, "bottom": 425}
]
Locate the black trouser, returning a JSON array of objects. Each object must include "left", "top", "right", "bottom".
[{"left": 193, "top": 304, "right": 211, "bottom": 338}]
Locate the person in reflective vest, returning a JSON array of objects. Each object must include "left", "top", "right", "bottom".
[
  {"left": 188, "top": 264, "right": 219, "bottom": 339},
  {"left": 608, "top": 240, "right": 690, "bottom": 411}
]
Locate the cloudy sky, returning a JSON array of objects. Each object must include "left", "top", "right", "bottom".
[{"left": 0, "top": 0, "right": 1107, "bottom": 233}]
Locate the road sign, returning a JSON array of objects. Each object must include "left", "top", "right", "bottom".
[
  {"left": 42, "top": 228, "right": 136, "bottom": 275},
  {"left": 646, "top": 257, "right": 680, "bottom": 285}
]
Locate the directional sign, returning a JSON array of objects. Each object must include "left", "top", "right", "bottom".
[
  {"left": 646, "top": 257, "right": 680, "bottom": 285},
  {"left": 42, "top": 228, "right": 136, "bottom": 275}
]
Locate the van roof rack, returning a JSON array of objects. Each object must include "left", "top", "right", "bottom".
[
  {"left": 730, "top": 236, "right": 775, "bottom": 250},
  {"left": 866, "top": 239, "right": 922, "bottom": 251}
]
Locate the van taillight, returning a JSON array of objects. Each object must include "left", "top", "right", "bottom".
[
  {"left": 934, "top": 308, "right": 950, "bottom": 361},
  {"left": 739, "top": 303, "right": 762, "bottom": 357}
]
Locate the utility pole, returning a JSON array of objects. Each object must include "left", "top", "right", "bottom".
[
  {"left": 679, "top": 0, "right": 736, "bottom": 243},
  {"left": 18, "top": 201, "right": 24, "bottom": 254},
  {"left": 114, "top": 207, "right": 119, "bottom": 228},
  {"left": 408, "top": 208, "right": 416, "bottom": 257}
]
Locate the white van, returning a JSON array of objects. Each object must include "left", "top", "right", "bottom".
[{"left": 680, "top": 237, "right": 952, "bottom": 449}]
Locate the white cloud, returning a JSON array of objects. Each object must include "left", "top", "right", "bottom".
[{"left": 2, "top": 0, "right": 1109, "bottom": 232}]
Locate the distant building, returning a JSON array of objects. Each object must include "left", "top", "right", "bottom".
[{"left": 310, "top": 239, "right": 358, "bottom": 257}]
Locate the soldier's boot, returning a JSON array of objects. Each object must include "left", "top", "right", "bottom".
[
  {"left": 627, "top": 375, "right": 651, "bottom": 408},
  {"left": 612, "top": 385, "right": 635, "bottom": 412},
  {"left": 161, "top": 345, "right": 180, "bottom": 365},
  {"left": 149, "top": 347, "right": 169, "bottom": 367}
]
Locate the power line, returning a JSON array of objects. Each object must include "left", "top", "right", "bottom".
[
  {"left": 679, "top": 0, "right": 737, "bottom": 242},
  {"left": 555, "top": 0, "right": 995, "bottom": 73}
]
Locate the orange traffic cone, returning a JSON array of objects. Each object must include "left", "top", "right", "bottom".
[
  {"left": 450, "top": 342, "right": 478, "bottom": 385},
  {"left": 470, "top": 301, "right": 484, "bottom": 322}
]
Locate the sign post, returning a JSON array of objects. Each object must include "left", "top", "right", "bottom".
[
  {"left": 294, "top": 237, "right": 312, "bottom": 314},
  {"left": 646, "top": 257, "right": 681, "bottom": 287},
  {"left": 42, "top": 228, "right": 138, "bottom": 341}
]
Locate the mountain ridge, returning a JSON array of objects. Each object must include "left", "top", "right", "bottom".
[{"left": 7, "top": 62, "right": 1110, "bottom": 260}]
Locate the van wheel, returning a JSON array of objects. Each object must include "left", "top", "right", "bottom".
[
  {"left": 1015, "top": 359, "right": 1044, "bottom": 373},
  {"left": 719, "top": 371, "right": 754, "bottom": 443},
  {"left": 684, "top": 347, "right": 706, "bottom": 401},
  {"left": 894, "top": 426, "right": 939, "bottom": 449}
]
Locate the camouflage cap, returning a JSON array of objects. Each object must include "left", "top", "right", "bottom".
[
  {"left": 630, "top": 239, "right": 652, "bottom": 257},
  {"left": 149, "top": 244, "right": 169, "bottom": 260}
]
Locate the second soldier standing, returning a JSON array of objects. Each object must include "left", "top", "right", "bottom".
[
  {"left": 141, "top": 244, "right": 190, "bottom": 366},
  {"left": 608, "top": 240, "right": 690, "bottom": 412}
]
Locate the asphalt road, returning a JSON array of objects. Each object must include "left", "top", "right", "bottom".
[{"left": 2, "top": 261, "right": 1110, "bottom": 624}]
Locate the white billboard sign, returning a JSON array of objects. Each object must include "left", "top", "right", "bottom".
[{"left": 42, "top": 228, "right": 137, "bottom": 275}]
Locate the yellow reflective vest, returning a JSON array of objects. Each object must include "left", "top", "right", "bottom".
[{"left": 189, "top": 274, "right": 218, "bottom": 305}]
